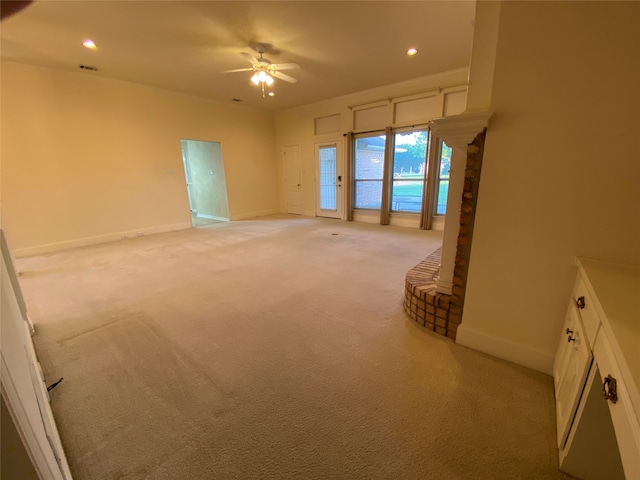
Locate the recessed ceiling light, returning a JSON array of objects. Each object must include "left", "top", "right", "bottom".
[
  {"left": 407, "top": 48, "right": 418, "bottom": 56},
  {"left": 83, "top": 39, "right": 97, "bottom": 50},
  {"left": 268, "top": 92, "right": 275, "bottom": 97}
]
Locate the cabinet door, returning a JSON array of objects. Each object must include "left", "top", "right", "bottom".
[{"left": 553, "top": 304, "right": 593, "bottom": 447}]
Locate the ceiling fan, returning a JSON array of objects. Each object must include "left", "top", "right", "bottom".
[{"left": 224, "top": 44, "right": 299, "bottom": 97}]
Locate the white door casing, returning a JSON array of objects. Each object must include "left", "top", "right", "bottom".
[{"left": 180, "top": 141, "right": 197, "bottom": 213}]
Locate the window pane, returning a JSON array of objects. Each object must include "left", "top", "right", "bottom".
[
  {"left": 392, "top": 180, "right": 423, "bottom": 212},
  {"left": 436, "top": 180, "right": 448, "bottom": 215},
  {"left": 391, "top": 130, "right": 427, "bottom": 213},
  {"left": 354, "top": 134, "right": 385, "bottom": 210},
  {"left": 319, "top": 146, "right": 337, "bottom": 210},
  {"left": 354, "top": 181, "right": 382, "bottom": 209},
  {"left": 354, "top": 135, "right": 385, "bottom": 180},
  {"left": 434, "top": 142, "right": 452, "bottom": 215}
]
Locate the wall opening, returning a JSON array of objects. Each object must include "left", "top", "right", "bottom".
[{"left": 180, "top": 140, "right": 230, "bottom": 226}]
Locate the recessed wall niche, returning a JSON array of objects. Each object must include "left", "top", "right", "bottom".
[{"left": 314, "top": 114, "right": 341, "bottom": 135}]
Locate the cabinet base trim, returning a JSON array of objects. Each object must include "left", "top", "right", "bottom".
[{"left": 456, "top": 325, "right": 555, "bottom": 374}]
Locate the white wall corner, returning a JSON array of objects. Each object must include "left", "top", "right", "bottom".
[{"left": 456, "top": 324, "right": 555, "bottom": 375}]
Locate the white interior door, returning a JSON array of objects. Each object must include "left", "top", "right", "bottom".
[
  {"left": 284, "top": 145, "right": 302, "bottom": 215},
  {"left": 315, "top": 141, "right": 343, "bottom": 219},
  {"left": 1, "top": 231, "right": 73, "bottom": 480}
]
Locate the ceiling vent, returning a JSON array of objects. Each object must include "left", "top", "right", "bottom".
[{"left": 79, "top": 65, "right": 99, "bottom": 71}]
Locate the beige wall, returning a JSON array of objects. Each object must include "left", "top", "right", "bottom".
[
  {"left": 1, "top": 62, "right": 277, "bottom": 256},
  {"left": 459, "top": 1, "right": 640, "bottom": 373},
  {"left": 274, "top": 69, "right": 469, "bottom": 222}
]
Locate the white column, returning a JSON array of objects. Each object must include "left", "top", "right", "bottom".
[{"left": 428, "top": 112, "right": 492, "bottom": 295}]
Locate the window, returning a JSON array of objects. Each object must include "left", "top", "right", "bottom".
[
  {"left": 434, "top": 141, "right": 451, "bottom": 215},
  {"left": 354, "top": 134, "right": 386, "bottom": 209},
  {"left": 350, "top": 129, "right": 450, "bottom": 223},
  {"left": 391, "top": 130, "right": 428, "bottom": 213}
]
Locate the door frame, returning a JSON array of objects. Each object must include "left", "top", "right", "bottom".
[{"left": 314, "top": 139, "right": 344, "bottom": 219}]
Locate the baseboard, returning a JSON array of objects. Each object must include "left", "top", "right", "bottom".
[
  {"left": 196, "top": 214, "right": 229, "bottom": 221},
  {"left": 435, "top": 278, "right": 452, "bottom": 295},
  {"left": 229, "top": 209, "right": 279, "bottom": 221},
  {"left": 456, "top": 324, "right": 555, "bottom": 375},
  {"left": 431, "top": 216, "right": 445, "bottom": 231},
  {"left": 352, "top": 210, "right": 379, "bottom": 224},
  {"left": 389, "top": 214, "right": 420, "bottom": 228},
  {"left": 13, "top": 222, "right": 192, "bottom": 258}
]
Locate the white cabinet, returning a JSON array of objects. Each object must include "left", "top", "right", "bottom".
[
  {"left": 554, "top": 258, "right": 640, "bottom": 480},
  {"left": 553, "top": 304, "right": 592, "bottom": 448}
]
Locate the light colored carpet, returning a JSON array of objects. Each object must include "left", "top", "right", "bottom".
[{"left": 17, "top": 215, "right": 570, "bottom": 480}]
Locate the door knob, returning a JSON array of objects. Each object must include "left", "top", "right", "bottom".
[{"left": 602, "top": 375, "right": 618, "bottom": 403}]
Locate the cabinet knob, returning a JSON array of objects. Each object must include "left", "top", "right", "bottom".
[
  {"left": 567, "top": 336, "right": 576, "bottom": 343},
  {"left": 576, "top": 296, "right": 586, "bottom": 309},
  {"left": 602, "top": 375, "right": 618, "bottom": 404},
  {"left": 565, "top": 328, "right": 573, "bottom": 335}
]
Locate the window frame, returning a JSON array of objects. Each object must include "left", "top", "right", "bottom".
[
  {"left": 352, "top": 131, "right": 387, "bottom": 211},
  {"left": 348, "top": 125, "right": 449, "bottom": 227},
  {"left": 389, "top": 128, "right": 429, "bottom": 214},
  {"left": 433, "top": 139, "right": 451, "bottom": 217}
]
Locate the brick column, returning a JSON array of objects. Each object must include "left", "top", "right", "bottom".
[
  {"left": 448, "top": 129, "right": 486, "bottom": 332},
  {"left": 403, "top": 128, "right": 488, "bottom": 340},
  {"left": 428, "top": 112, "right": 492, "bottom": 295}
]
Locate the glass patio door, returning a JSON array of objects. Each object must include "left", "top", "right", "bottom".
[{"left": 316, "top": 142, "right": 343, "bottom": 219}]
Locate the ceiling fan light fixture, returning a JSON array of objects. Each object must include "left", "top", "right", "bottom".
[{"left": 251, "top": 70, "right": 274, "bottom": 86}]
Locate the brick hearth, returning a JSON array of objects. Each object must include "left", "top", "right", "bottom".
[{"left": 403, "top": 248, "right": 456, "bottom": 339}]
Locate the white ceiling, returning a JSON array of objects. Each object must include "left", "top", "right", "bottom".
[{"left": 1, "top": 1, "right": 476, "bottom": 111}]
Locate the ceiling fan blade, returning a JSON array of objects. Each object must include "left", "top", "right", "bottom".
[
  {"left": 240, "top": 51, "right": 259, "bottom": 65},
  {"left": 271, "top": 63, "right": 300, "bottom": 71},
  {"left": 273, "top": 71, "right": 297, "bottom": 84},
  {"left": 223, "top": 67, "right": 254, "bottom": 73}
]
